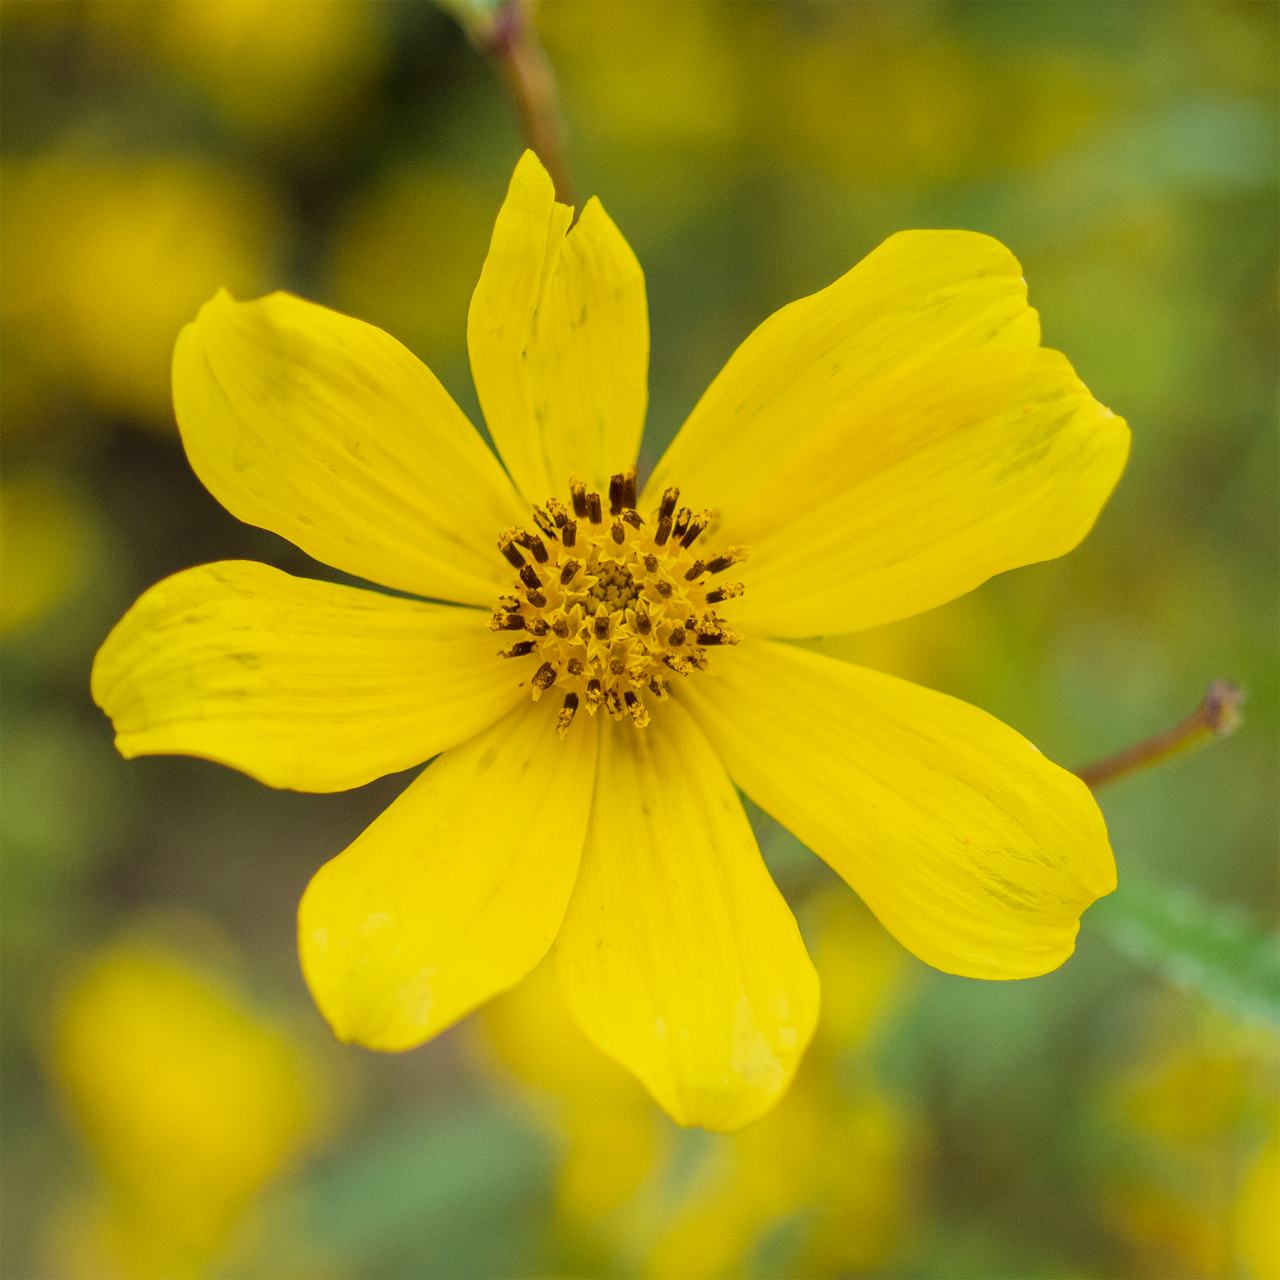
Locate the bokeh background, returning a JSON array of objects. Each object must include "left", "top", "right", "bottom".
[{"left": 2, "top": 2, "right": 1277, "bottom": 1277}]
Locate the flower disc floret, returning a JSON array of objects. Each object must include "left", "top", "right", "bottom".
[{"left": 489, "top": 466, "right": 746, "bottom": 736}]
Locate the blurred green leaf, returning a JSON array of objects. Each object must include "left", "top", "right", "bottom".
[
  {"left": 302, "top": 1099, "right": 552, "bottom": 1278},
  {"left": 1086, "top": 878, "right": 1280, "bottom": 1028}
]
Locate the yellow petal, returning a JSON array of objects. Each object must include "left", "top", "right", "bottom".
[
  {"left": 643, "top": 229, "right": 1040, "bottom": 521},
  {"left": 555, "top": 699, "right": 819, "bottom": 1132},
  {"left": 299, "top": 696, "right": 598, "bottom": 1050},
  {"left": 679, "top": 640, "right": 1115, "bottom": 979},
  {"left": 91, "top": 560, "right": 526, "bottom": 792},
  {"left": 173, "top": 289, "right": 527, "bottom": 605},
  {"left": 727, "top": 346, "right": 1129, "bottom": 635},
  {"left": 468, "top": 150, "right": 647, "bottom": 503},
  {"left": 726, "top": 345, "right": 1128, "bottom": 635}
]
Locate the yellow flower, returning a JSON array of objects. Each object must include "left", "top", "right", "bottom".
[
  {"left": 92, "top": 151, "right": 1128, "bottom": 1132},
  {"left": 48, "top": 936, "right": 328, "bottom": 1280}
]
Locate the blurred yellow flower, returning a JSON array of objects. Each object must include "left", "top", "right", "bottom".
[
  {"left": 92, "top": 149, "right": 1127, "bottom": 1131},
  {"left": 483, "top": 890, "right": 915, "bottom": 1279},
  {"left": 0, "top": 474, "right": 95, "bottom": 636},
  {"left": 326, "top": 170, "right": 497, "bottom": 364},
  {"left": 0, "top": 159, "right": 278, "bottom": 434},
  {"left": 47, "top": 936, "right": 329, "bottom": 1280},
  {"left": 148, "top": 0, "right": 381, "bottom": 141}
]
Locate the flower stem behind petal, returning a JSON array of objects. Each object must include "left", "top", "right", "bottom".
[
  {"left": 446, "top": 0, "right": 575, "bottom": 206},
  {"left": 1074, "top": 680, "right": 1244, "bottom": 792}
]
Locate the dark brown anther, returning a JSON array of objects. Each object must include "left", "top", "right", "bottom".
[
  {"left": 560, "top": 559, "right": 580, "bottom": 585},
  {"left": 562, "top": 520, "right": 577, "bottom": 548},
  {"left": 496, "top": 613, "right": 527, "bottom": 631},
  {"left": 551, "top": 617, "right": 571, "bottom": 639},
  {"left": 528, "top": 618, "right": 548, "bottom": 636},
  {"left": 586, "top": 491, "right": 603, "bottom": 524},
  {"left": 606, "top": 688, "right": 624, "bottom": 717},
  {"left": 547, "top": 497, "right": 569, "bottom": 528},
  {"left": 566, "top": 657, "right": 585, "bottom": 676},
  {"left": 500, "top": 640, "right": 536, "bottom": 658},
  {"left": 609, "top": 658, "right": 625, "bottom": 676},
  {"left": 656, "top": 580, "right": 673, "bottom": 598},
  {"left": 654, "top": 516, "right": 672, "bottom": 546},
  {"left": 556, "top": 691, "right": 579, "bottom": 738},
  {"left": 532, "top": 507, "right": 558, "bottom": 540},
  {"left": 499, "top": 533, "right": 525, "bottom": 568},
  {"left": 610, "top": 520, "right": 625, "bottom": 545},
  {"left": 608, "top": 472, "right": 625, "bottom": 516},
  {"left": 707, "top": 548, "right": 746, "bottom": 574},
  {"left": 643, "top": 554, "right": 659, "bottom": 573},
  {"left": 669, "top": 628, "right": 686, "bottom": 647},
  {"left": 593, "top": 613, "right": 611, "bottom": 640},
  {"left": 684, "top": 561, "right": 705, "bottom": 581},
  {"left": 673, "top": 507, "right": 693, "bottom": 539},
  {"left": 696, "top": 632, "right": 724, "bottom": 645},
  {"left": 648, "top": 677, "right": 667, "bottom": 699},
  {"left": 679, "top": 511, "right": 712, "bottom": 549},
  {"left": 586, "top": 677, "right": 603, "bottom": 702},
  {"left": 519, "top": 564, "right": 543, "bottom": 590},
  {"left": 622, "top": 510, "right": 644, "bottom": 529},
  {"left": 570, "top": 478, "right": 588, "bottom": 518},
  {"left": 705, "top": 582, "right": 744, "bottom": 604},
  {"left": 659, "top": 487, "right": 679, "bottom": 520},
  {"left": 621, "top": 466, "right": 638, "bottom": 510},
  {"left": 634, "top": 611, "right": 652, "bottom": 636},
  {"left": 526, "top": 589, "right": 547, "bottom": 608},
  {"left": 515, "top": 530, "right": 549, "bottom": 563},
  {"left": 532, "top": 662, "right": 557, "bottom": 691}
]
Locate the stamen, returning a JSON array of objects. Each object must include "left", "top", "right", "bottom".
[
  {"left": 679, "top": 510, "right": 714, "bottom": 549},
  {"left": 556, "top": 692, "right": 579, "bottom": 739},
  {"left": 515, "top": 529, "right": 549, "bottom": 563},
  {"left": 496, "top": 478, "right": 750, "bottom": 737},
  {"left": 498, "top": 532, "right": 525, "bottom": 568},
  {"left": 707, "top": 547, "right": 747, "bottom": 574}
]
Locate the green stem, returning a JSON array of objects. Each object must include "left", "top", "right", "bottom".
[{"left": 1074, "top": 679, "right": 1243, "bottom": 791}]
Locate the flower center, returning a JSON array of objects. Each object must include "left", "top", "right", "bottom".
[{"left": 490, "top": 467, "right": 746, "bottom": 737}]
